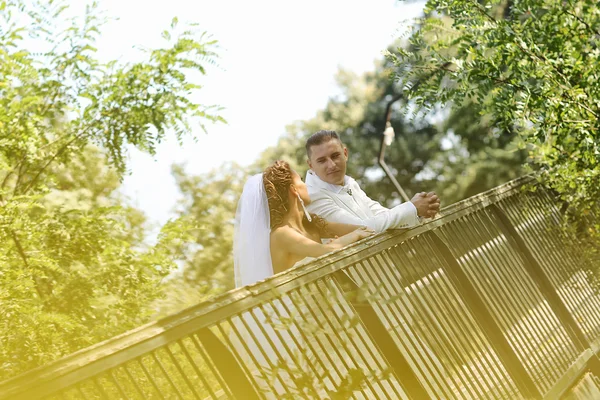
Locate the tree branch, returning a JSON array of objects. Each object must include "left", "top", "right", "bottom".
[
  {"left": 19, "top": 127, "right": 93, "bottom": 196},
  {"left": 0, "top": 170, "right": 15, "bottom": 193},
  {"left": 469, "top": 0, "right": 498, "bottom": 25},
  {"left": 506, "top": 34, "right": 599, "bottom": 119},
  {"left": 10, "top": 229, "right": 46, "bottom": 300},
  {"left": 2, "top": 134, "right": 66, "bottom": 192},
  {"left": 12, "top": 162, "right": 28, "bottom": 197},
  {"left": 563, "top": 9, "right": 600, "bottom": 37}
]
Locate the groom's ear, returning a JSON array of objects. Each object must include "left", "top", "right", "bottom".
[
  {"left": 344, "top": 147, "right": 348, "bottom": 160},
  {"left": 307, "top": 158, "right": 313, "bottom": 170}
]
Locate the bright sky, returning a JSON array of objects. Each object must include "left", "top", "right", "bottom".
[{"left": 91, "top": 0, "right": 425, "bottom": 228}]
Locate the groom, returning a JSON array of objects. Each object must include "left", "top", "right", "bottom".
[
  {"left": 304, "top": 130, "right": 445, "bottom": 383},
  {"left": 305, "top": 130, "right": 440, "bottom": 232}
]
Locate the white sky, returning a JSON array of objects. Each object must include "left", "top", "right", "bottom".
[{"left": 90, "top": 0, "right": 425, "bottom": 227}]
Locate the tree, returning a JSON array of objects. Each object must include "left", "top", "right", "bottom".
[
  {"left": 389, "top": 0, "right": 600, "bottom": 212},
  {"left": 256, "top": 56, "right": 525, "bottom": 206},
  {"left": 426, "top": 103, "right": 528, "bottom": 204},
  {"left": 152, "top": 163, "right": 247, "bottom": 316},
  {"left": 0, "top": 0, "right": 223, "bottom": 378},
  {"left": 255, "top": 65, "right": 443, "bottom": 206}
]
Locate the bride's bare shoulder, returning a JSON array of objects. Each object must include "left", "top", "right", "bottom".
[
  {"left": 270, "top": 225, "right": 304, "bottom": 244},
  {"left": 270, "top": 225, "right": 293, "bottom": 238}
]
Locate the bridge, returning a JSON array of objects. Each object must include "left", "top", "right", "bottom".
[{"left": 1, "top": 175, "right": 600, "bottom": 399}]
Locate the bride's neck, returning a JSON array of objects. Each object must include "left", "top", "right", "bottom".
[{"left": 283, "top": 201, "right": 305, "bottom": 230}]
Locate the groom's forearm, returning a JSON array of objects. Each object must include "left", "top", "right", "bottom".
[
  {"left": 373, "top": 202, "right": 420, "bottom": 231},
  {"left": 321, "top": 221, "right": 363, "bottom": 237},
  {"left": 308, "top": 196, "right": 419, "bottom": 232}
]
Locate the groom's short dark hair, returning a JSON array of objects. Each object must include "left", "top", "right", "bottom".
[{"left": 306, "top": 130, "right": 343, "bottom": 158}]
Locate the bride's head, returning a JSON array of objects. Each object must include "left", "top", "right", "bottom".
[{"left": 263, "top": 160, "right": 310, "bottom": 229}]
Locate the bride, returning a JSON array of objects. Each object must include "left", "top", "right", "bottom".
[
  {"left": 231, "top": 160, "right": 373, "bottom": 397},
  {"left": 234, "top": 160, "right": 374, "bottom": 287}
]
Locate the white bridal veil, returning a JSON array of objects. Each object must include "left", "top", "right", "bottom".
[
  {"left": 234, "top": 173, "right": 274, "bottom": 287},
  {"left": 232, "top": 174, "right": 309, "bottom": 397}
]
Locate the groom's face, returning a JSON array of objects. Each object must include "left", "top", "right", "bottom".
[{"left": 307, "top": 139, "right": 348, "bottom": 186}]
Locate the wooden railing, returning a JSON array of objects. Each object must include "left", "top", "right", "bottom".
[{"left": 2, "top": 175, "right": 600, "bottom": 399}]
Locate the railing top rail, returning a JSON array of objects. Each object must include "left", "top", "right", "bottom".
[{"left": 0, "top": 174, "right": 537, "bottom": 398}]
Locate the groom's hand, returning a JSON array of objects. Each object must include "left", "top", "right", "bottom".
[{"left": 411, "top": 191, "right": 441, "bottom": 218}]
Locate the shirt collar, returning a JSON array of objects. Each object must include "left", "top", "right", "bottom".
[{"left": 305, "top": 170, "right": 353, "bottom": 194}]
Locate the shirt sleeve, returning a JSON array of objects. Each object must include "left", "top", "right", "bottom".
[
  {"left": 307, "top": 189, "right": 420, "bottom": 232},
  {"left": 357, "top": 186, "right": 391, "bottom": 216}
]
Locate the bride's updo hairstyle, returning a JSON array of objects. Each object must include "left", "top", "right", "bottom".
[
  {"left": 263, "top": 160, "right": 331, "bottom": 236},
  {"left": 263, "top": 160, "right": 293, "bottom": 229}
]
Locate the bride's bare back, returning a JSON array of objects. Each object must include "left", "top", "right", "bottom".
[
  {"left": 270, "top": 225, "right": 321, "bottom": 273},
  {"left": 269, "top": 222, "right": 374, "bottom": 274},
  {"left": 262, "top": 160, "right": 374, "bottom": 275}
]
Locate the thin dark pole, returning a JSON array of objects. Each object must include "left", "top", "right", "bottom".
[{"left": 378, "top": 94, "right": 410, "bottom": 203}]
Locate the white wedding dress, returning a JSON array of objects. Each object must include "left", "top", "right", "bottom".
[{"left": 232, "top": 173, "right": 303, "bottom": 397}]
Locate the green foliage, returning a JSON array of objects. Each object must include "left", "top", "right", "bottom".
[
  {"left": 256, "top": 58, "right": 524, "bottom": 206},
  {"left": 389, "top": 0, "right": 600, "bottom": 211},
  {"left": 152, "top": 163, "right": 247, "bottom": 316},
  {"left": 0, "top": 147, "right": 181, "bottom": 379},
  {"left": 255, "top": 65, "right": 443, "bottom": 205},
  {"left": 0, "top": 0, "right": 223, "bottom": 379},
  {"left": 427, "top": 103, "right": 528, "bottom": 204}
]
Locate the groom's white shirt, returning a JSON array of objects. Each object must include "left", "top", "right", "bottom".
[{"left": 305, "top": 170, "right": 420, "bottom": 232}]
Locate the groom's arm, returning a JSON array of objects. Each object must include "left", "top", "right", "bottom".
[
  {"left": 311, "top": 215, "right": 363, "bottom": 238},
  {"left": 358, "top": 186, "right": 394, "bottom": 216},
  {"left": 307, "top": 191, "right": 419, "bottom": 232}
]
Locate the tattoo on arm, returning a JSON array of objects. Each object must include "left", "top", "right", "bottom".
[{"left": 310, "top": 214, "right": 335, "bottom": 238}]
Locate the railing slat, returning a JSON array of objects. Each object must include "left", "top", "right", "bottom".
[
  {"left": 489, "top": 204, "right": 591, "bottom": 352},
  {"left": 196, "top": 327, "right": 262, "bottom": 400},
  {"left": 333, "top": 270, "right": 431, "bottom": 399},
  {"left": 489, "top": 203, "right": 600, "bottom": 380},
  {"left": 3, "top": 175, "right": 600, "bottom": 400},
  {"left": 428, "top": 231, "right": 542, "bottom": 399}
]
